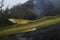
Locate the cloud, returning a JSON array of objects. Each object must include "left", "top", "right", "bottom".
[{"left": 1, "top": 0, "right": 28, "bottom": 9}]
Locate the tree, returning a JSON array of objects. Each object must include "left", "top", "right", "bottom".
[
  {"left": 0, "top": 0, "right": 4, "bottom": 14},
  {"left": 0, "top": 0, "right": 13, "bottom": 26},
  {"left": 0, "top": 0, "right": 4, "bottom": 25},
  {"left": 0, "top": 0, "right": 4, "bottom": 18}
]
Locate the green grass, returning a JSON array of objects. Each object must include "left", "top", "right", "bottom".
[{"left": 0, "top": 15, "right": 60, "bottom": 37}]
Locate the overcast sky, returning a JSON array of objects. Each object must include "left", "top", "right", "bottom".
[{"left": 0, "top": 0, "right": 28, "bottom": 9}]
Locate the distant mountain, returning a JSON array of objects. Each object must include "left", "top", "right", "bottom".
[
  {"left": 10, "top": 0, "right": 60, "bottom": 19},
  {"left": 33, "top": 0, "right": 60, "bottom": 19},
  {"left": 10, "top": 0, "right": 35, "bottom": 19},
  {"left": 49, "top": 0, "right": 60, "bottom": 7}
]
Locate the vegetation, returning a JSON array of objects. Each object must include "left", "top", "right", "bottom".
[
  {"left": 0, "top": 0, "right": 60, "bottom": 38},
  {"left": 0, "top": 15, "right": 60, "bottom": 37}
]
